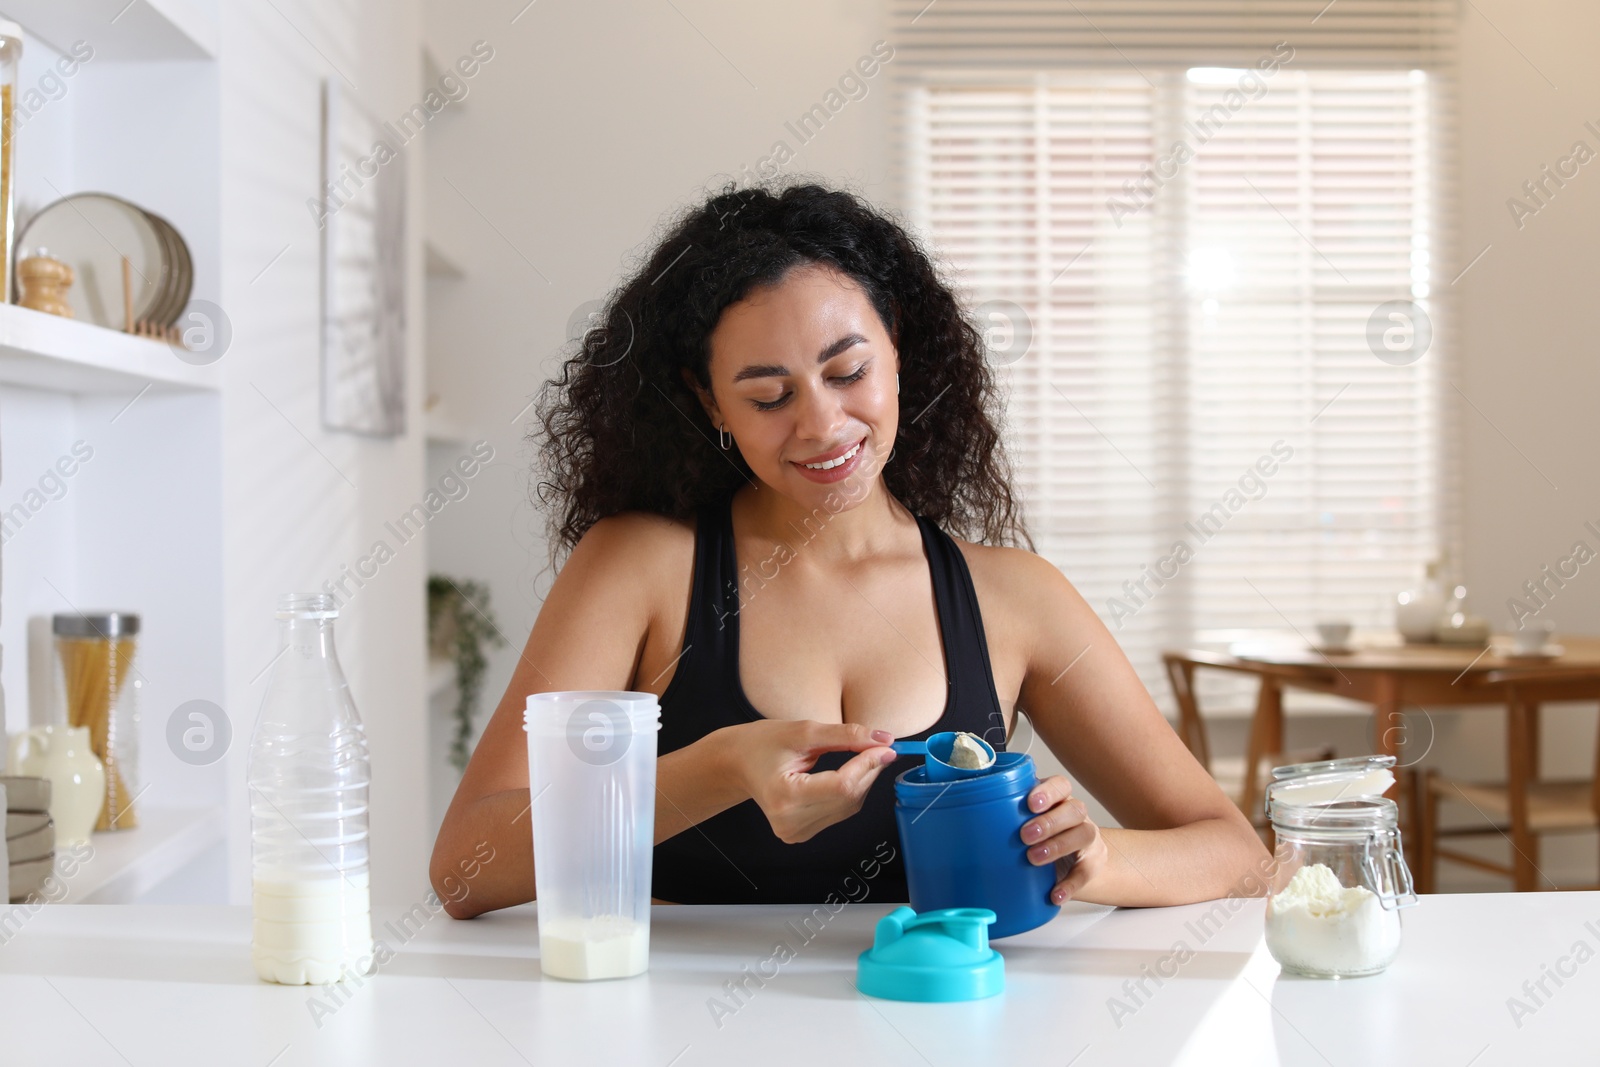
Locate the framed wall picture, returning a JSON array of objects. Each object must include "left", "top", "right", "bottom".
[{"left": 318, "top": 79, "right": 406, "bottom": 437}]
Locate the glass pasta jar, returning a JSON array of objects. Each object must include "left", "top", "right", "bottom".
[
  {"left": 53, "top": 612, "right": 141, "bottom": 830},
  {"left": 1263, "top": 755, "right": 1417, "bottom": 978},
  {"left": 0, "top": 20, "right": 18, "bottom": 304}
]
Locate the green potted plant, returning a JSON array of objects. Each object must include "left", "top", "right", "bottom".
[{"left": 427, "top": 575, "right": 507, "bottom": 773}]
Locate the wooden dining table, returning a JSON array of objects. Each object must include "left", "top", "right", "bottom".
[{"left": 1162, "top": 631, "right": 1600, "bottom": 827}]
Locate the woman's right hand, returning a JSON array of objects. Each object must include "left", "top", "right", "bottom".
[{"left": 724, "top": 720, "right": 899, "bottom": 844}]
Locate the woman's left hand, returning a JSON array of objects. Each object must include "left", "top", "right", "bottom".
[{"left": 1020, "top": 775, "right": 1106, "bottom": 904}]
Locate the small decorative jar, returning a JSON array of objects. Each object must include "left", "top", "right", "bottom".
[{"left": 1263, "top": 755, "right": 1417, "bottom": 978}]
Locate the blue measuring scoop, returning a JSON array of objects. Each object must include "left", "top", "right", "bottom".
[{"left": 891, "top": 730, "right": 997, "bottom": 782}]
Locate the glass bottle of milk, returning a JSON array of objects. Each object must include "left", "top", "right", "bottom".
[{"left": 249, "top": 594, "right": 374, "bottom": 984}]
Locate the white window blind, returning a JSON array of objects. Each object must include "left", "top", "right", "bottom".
[
  {"left": 903, "top": 54, "right": 1456, "bottom": 714},
  {"left": 886, "top": 0, "right": 1457, "bottom": 70}
]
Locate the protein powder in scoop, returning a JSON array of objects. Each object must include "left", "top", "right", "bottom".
[{"left": 947, "top": 731, "right": 995, "bottom": 770}]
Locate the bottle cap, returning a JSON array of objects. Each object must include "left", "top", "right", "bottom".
[{"left": 856, "top": 906, "right": 1005, "bottom": 1002}]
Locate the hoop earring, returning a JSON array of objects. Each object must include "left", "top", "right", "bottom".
[
  {"left": 896, "top": 373, "right": 900, "bottom": 395},
  {"left": 718, "top": 424, "right": 731, "bottom": 451}
]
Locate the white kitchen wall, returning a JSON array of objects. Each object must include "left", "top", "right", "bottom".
[
  {"left": 216, "top": 0, "right": 429, "bottom": 907},
  {"left": 1456, "top": 4, "right": 1600, "bottom": 690},
  {"left": 1445, "top": 0, "right": 1600, "bottom": 884}
]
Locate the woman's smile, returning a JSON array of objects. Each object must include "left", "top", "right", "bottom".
[{"left": 793, "top": 436, "right": 866, "bottom": 480}]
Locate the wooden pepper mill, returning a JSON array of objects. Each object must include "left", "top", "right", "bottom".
[{"left": 18, "top": 253, "right": 74, "bottom": 318}]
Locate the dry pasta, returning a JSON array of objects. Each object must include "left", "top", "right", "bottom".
[{"left": 57, "top": 636, "right": 138, "bottom": 830}]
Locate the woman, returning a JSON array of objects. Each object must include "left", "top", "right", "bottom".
[{"left": 430, "top": 181, "right": 1267, "bottom": 918}]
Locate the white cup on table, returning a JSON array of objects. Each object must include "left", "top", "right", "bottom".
[
  {"left": 1512, "top": 618, "right": 1555, "bottom": 654},
  {"left": 1315, "top": 620, "right": 1353, "bottom": 649}
]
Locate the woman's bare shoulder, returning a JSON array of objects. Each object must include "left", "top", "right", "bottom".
[
  {"left": 567, "top": 510, "right": 696, "bottom": 613},
  {"left": 569, "top": 510, "right": 694, "bottom": 570},
  {"left": 949, "top": 536, "right": 1098, "bottom": 685},
  {"left": 949, "top": 535, "right": 1075, "bottom": 604}
]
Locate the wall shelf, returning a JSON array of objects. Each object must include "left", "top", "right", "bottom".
[
  {"left": 0, "top": 0, "right": 218, "bottom": 61},
  {"left": 1, "top": 7, "right": 229, "bottom": 898},
  {"left": 56, "top": 805, "right": 225, "bottom": 904},
  {"left": 0, "top": 305, "right": 220, "bottom": 393}
]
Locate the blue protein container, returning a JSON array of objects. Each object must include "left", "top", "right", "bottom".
[{"left": 893, "top": 752, "right": 1060, "bottom": 939}]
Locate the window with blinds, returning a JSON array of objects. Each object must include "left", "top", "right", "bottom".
[{"left": 906, "top": 66, "right": 1447, "bottom": 713}]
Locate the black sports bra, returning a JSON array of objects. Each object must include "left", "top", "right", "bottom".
[{"left": 651, "top": 490, "right": 1008, "bottom": 903}]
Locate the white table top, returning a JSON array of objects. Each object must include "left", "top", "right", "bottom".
[{"left": 0, "top": 892, "right": 1589, "bottom": 1064}]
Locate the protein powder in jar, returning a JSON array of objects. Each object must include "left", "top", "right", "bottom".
[{"left": 1263, "top": 755, "right": 1418, "bottom": 978}]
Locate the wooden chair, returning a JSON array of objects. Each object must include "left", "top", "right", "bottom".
[
  {"left": 1411, "top": 667, "right": 1600, "bottom": 892},
  {"left": 1164, "top": 652, "right": 1334, "bottom": 831}
]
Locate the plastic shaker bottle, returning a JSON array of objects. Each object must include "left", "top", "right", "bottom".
[{"left": 524, "top": 691, "right": 661, "bottom": 980}]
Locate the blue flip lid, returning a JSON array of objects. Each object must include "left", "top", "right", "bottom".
[{"left": 856, "top": 906, "right": 1005, "bottom": 1002}]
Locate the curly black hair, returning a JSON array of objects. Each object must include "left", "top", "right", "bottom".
[{"left": 533, "top": 179, "right": 1032, "bottom": 565}]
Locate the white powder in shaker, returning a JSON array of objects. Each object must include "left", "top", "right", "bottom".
[
  {"left": 947, "top": 731, "right": 993, "bottom": 770},
  {"left": 1265, "top": 863, "right": 1401, "bottom": 977}
]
